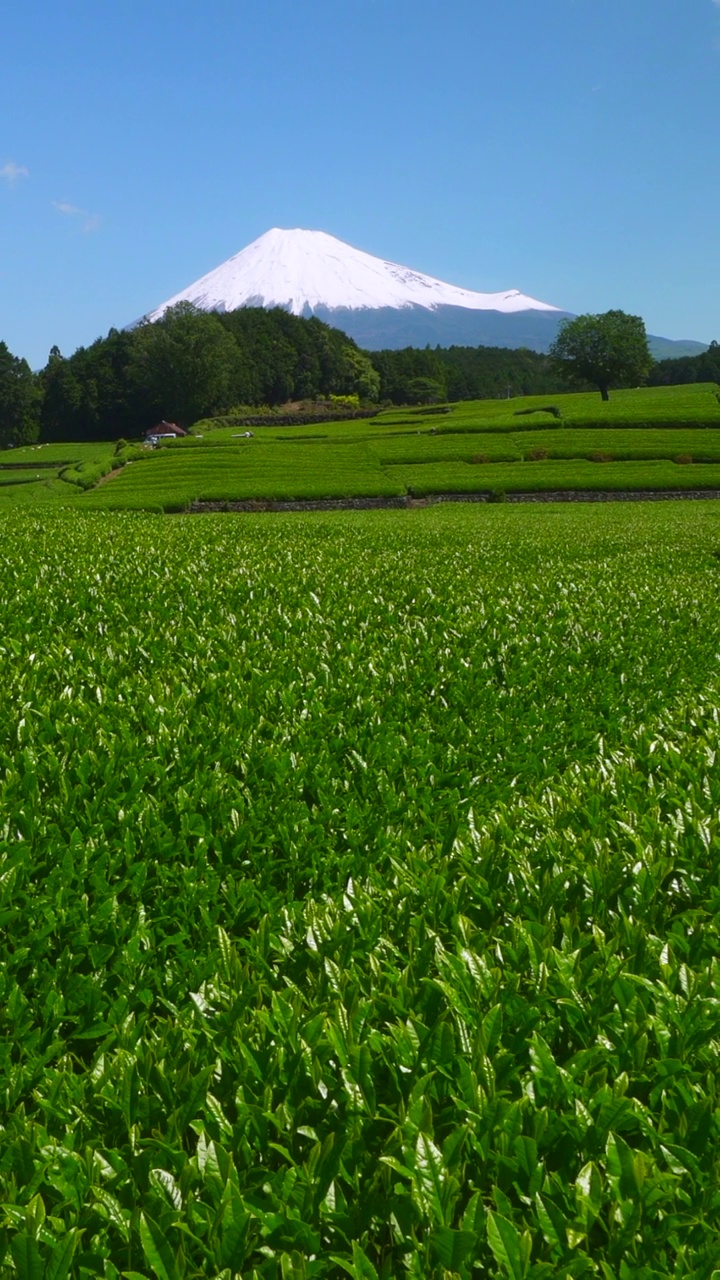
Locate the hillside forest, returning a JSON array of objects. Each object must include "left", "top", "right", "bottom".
[{"left": 1, "top": 304, "right": 719, "bottom": 445}]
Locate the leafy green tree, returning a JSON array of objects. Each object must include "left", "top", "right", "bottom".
[
  {"left": 406, "top": 375, "right": 446, "bottom": 405},
  {"left": 369, "top": 348, "right": 448, "bottom": 404},
  {"left": 40, "top": 347, "right": 78, "bottom": 441},
  {"left": 549, "top": 310, "right": 653, "bottom": 401},
  {"left": 217, "top": 308, "right": 380, "bottom": 404},
  {"left": 701, "top": 339, "right": 720, "bottom": 383},
  {"left": 338, "top": 345, "right": 380, "bottom": 402},
  {"left": 128, "top": 303, "right": 243, "bottom": 427},
  {"left": 218, "top": 308, "right": 302, "bottom": 404},
  {"left": 40, "top": 334, "right": 142, "bottom": 442},
  {"left": 0, "top": 341, "right": 40, "bottom": 446}
]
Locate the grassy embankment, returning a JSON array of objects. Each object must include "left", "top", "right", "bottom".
[{"left": 2, "top": 383, "right": 720, "bottom": 511}]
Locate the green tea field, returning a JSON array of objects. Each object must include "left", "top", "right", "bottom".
[
  {"left": 2, "top": 501, "right": 720, "bottom": 1277},
  {"left": 3, "top": 384, "right": 720, "bottom": 513}
]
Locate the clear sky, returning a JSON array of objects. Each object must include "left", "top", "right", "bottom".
[{"left": 2, "top": 0, "right": 718, "bottom": 368}]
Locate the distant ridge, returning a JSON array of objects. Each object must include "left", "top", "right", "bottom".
[
  {"left": 310, "top": 304, "right": 574, "bottom": 354},
  {"left": 645, "top": 336, "right": 708, "bottom": 361},
  {"left": 142, "top": 227, "right": 707, "bottom": 358}
]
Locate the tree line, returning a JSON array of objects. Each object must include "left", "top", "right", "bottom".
[
  {"left": 646, "top": 340, "right": 720, "bottom": 387},
  {"left": 0, "top": 341, "right": 40, "bottom": 448},
  {"left": 0, "top": 305, "right": 381, "bottom": 445},
  {"left": 367, "top": 344, "right": 564, "bottom": 405},
  {"left": 371, "top": 316, "right": 718, "bottom": 406},
  {"left": 39, "top": 305, "right": 381, "bottom": 443},
  {"left": 1, "top": 305, "right": 717, "bottom": 447}
]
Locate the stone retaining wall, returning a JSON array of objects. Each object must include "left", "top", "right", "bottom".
[{"left": 188, "top": 489, "right": 720, "bottom": 514}]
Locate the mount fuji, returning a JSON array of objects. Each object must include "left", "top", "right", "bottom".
[
  {"left": 142, "top": 228, "right": 573, "bottom": 352},
  {"left": 142, "top": 228, "right": 705, "bottom": 358}
]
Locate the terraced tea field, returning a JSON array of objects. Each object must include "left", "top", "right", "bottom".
[
  {"left": 3, "top": 384, "right": 720, "bottom": 513},
  {"left": 2, "top": 502, "right": 720, "bottom": 1276}
]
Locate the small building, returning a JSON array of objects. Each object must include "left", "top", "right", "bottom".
[{"left": 144, "top": 421, "right": 188, "bottom": 446}]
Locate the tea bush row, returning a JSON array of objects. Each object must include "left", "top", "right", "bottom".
[{"left": 1, "top": 504, "right": 720, "bottom": 1275}]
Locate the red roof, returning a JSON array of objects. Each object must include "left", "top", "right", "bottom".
[{"left": 145, "top": 421, "right": 187, "bottom": 437}]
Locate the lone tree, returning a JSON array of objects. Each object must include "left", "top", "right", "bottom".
[{"left": 549, "top": 309, "right": 653, "bottom": 401}]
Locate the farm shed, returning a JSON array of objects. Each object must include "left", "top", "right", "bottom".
[{"left": 145, "top": 421, "right": 188, "bottom": 445}]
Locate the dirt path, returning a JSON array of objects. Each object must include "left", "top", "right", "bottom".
[{"left": 95, "top": 465, "right": 125, "bottom": 487}]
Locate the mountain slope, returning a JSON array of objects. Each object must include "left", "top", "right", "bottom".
[
  {"left": 142, "top": 227, "right": 707, "bottom": 358},
  {"left": 311, "top": 304, "right": 574, "bottom": 354},
  {"left": 144, "top": 227, "right": 561, "bottom": 320}
]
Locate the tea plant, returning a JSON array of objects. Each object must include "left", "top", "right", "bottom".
[{"left": 1, "top": 502, "right": 720, "bottom": 1276}]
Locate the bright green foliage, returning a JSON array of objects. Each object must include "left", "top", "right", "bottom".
[
  {"left": 76, "top": 443, "right": 405, "bottom": 511},
  {"left": 411, "top": 382, "right": 720, "bottom": 431},
  {"left": 338, "top": 347, "right": 380, "bottom": 403},
  {"left": 59, "top": 387, "right": 720, "bottom": 512},
  {"left": 394, "top": 458, "right": 720, "bottom": 497},
  {"left": 369, "top": 426, "right": 720, "bottom": 468},
  {"left": 0, "top": 478, "right": 81, "bottom": 507},
  {"left": 1, "top": 504, "right": 720, "bottom": 1275},
  {"left": 0, "top": 442, "right": 115, "bottom": 466},
  {"left": 4, "top": 384, "right": 720, "bottom": 514},
  {"left": 0, "top": 443, "right": 118, "bottom": 509}
]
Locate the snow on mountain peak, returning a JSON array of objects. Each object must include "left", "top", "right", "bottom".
[{"left": 145, "top": 228, "right": 563, "bottom": 321}]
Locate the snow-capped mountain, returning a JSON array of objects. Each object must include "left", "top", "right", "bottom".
[
  {"left": 146, "top": 227, "right": 562, "bottom": 320},
  {"left": 142, "top": 228, "right": 573, "bottom": 351},
  {"left": 141, "top": 228, "right": 704, "bottom": 357}
]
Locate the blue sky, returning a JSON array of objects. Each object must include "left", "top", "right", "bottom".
[{"left": 2, "top": 0, "right": 718, "bottom": 367}]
